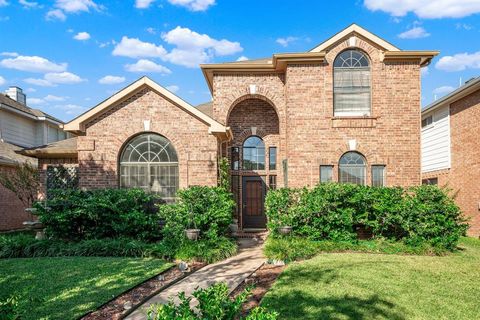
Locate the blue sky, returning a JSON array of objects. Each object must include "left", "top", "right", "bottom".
[{"left": 0, "top": 0, "right": 479, "bottom": 122}]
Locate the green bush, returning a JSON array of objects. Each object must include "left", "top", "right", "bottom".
[
  {"left": 158, "top": 186, "right": 235, "bottom": 247},
  {"left": 265, "top": 184, "right": 467, "bottom": 250},
  {"left": 34, "top": 188, "right": 162, "bottom": 242},
  {"left": 147, "top": 282, "right": 277, "bottom": 320},
  {"left": 174, "top": 236, "right": 237, "bottom": 264},
  {"left": 0, "top": 233, "right": 170, "bottom": 259},
  {"left": 264, "top": 236, "right": 443, "bottom": 262},
  {"left": 0, "top": 295, "right": 20, "bottom": 320}
]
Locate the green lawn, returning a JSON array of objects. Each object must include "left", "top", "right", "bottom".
[
  {"left": 261, "top": 237, "right": 480, "bottom": 320},
  {"left": 0, "top": 257, "right": 172, "bottom": 320}
]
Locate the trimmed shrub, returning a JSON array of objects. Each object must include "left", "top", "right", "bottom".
[
  {"left": 0, "top": 233, "right": 170, "bottom": 259},
  {"left": 264, "top": 236, "right": 443, "bottom": 262},
  {"left": 174, "top": 236, "right": 237, "bottom": 264},
  {"left": 34, "top": 188, "right": 162, "bottom": 242},
  {"left": 158, "top": 186, "right": 235, "bottom": 247},
  {"left": 265, "top": 183, "right": 467, "bottom": 250}
]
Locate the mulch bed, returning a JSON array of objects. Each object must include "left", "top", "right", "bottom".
[
  {"left": 230, "top": 263, "right": 285, "bottom": 315},
  {"left": 82, "top": 261, "right": 205, "bottom": 320}
]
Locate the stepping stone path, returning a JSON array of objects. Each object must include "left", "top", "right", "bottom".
[{"left": 125, "top": 238, "right": 265, "bottom": 320}]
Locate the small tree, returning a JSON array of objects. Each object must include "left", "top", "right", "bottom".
[{"left": 0, "top": 162, "right": 40, "bottom": 211}]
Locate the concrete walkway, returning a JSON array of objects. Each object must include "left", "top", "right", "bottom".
[{"left": 126, "top": 239, "right": 265, "bottom": 320}]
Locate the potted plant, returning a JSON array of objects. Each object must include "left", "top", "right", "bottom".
[
  {"left": 184, "top": 204, "right": 200, "bottom": 241},
  {"left": 278, "top": 212, "right": 293, "bottom": 235}
]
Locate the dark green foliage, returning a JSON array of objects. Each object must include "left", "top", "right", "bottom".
[
  {"left": 158, "top": 186, "right": 235, "bottom": 246},
  {"left": 0, "top": 233, "right": 170, "bottom": 259},
  {"left": 34, "top": 188, "right": 162, "bottom": 242},
  {"left": 0, "top": 295, "right": 20, "bottom": 320},
  {"left": 264, "top": 236, "right": 442, "bottom": 262},
  {"left": 174, "top": 237, "right": 237, "bottom": 264},
  {"left": 146, "top": 283, "right": 277, "bottom": 320},
  {"left": 265, "top": 183, "right": 467, "bottom": 250}
]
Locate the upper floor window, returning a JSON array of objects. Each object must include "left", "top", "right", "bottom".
[
  {"left": 421, "top": 115, "right": 433, "bottom": 128},
  {"left": 339, "top": 151, "right": 366, "bottom": 185},
  {"left": 243, "top": 136, "right": 265, "bottom": 170},
  {"left": 334, "top": 49, "right": 371, "bottom": 117}
]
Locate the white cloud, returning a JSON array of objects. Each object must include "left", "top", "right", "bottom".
[
  {"left": 364, "top": 0, "right": 480, "bottom": 19},
  {"left": 236, "top": 56, "right": 248, "bottom": 61},
  {"left": 55, "top": 103, "right": 87, "bottom": 116},
  {"left": 168, "top": 0, "right": 215, "bottom": 11},
  {"left": 0, "top": 0, "right": 8, "bottom": 6},
  {"left": 161, "top": 26, "right": 242, "bottom": 67},
  {"left": 0, "top": 75, "right": 5, "bottom": 86},
  {"left": 166, "top": 85, "right": 179, "bottom": 93},
  {"left": 456, "top": 23, "right": 473, "bottom": 30},
  {"left": 435, "top": 51, "right": 480, "bottom": 72},
  {"left": 54, "top": 0, "right": 99, "bottom": 13},
  {"left": 98, "top": 75, "right": 126, "bottom": 84},
  {"left": 135, "top": 0, "right": 155, "bottom": 9},
  {"left": 276, "top": 36, "right": 298, "bottom": 47},
  {"left": 44, "top": 94, "right": 66, "bottom": 102},
  {"left": 398, "top": 27, "right": 430, "bottom": 39},
  {"left": 24, "top": 78, "right": 56, "bottom": 87},
  {"left": 112, "top": 36, "right": 167, "bottom": 58},
  {"left": 0, "top": 55, "right": 67, "bottom": 73},
  {"left": 1, "top": 52, "right": 18, "bottom": 57},
  {"left": 25, "top": 72, "right": 85, "bottom": 87},
  {"left": 421, "top": 66, "right": 429, "bottom": 76},
  {"left": 125, "top": 59, "right": 171, "bottom": 73},
  {"left": 26, "top": 87, "right": 36, "bottom": 92},
  {"left": 433, "top": 86, "right": 455, "bottom": 95},
  {"left": 73, "top": 31, "right": 90, "bottom": 40},
  {"left": 19, "top": 0, "right": 42, "bottom": 9},
  {"left": 27, "top": 97, "right": 45, "bottom": 105},
  {"left": 46, "top": 9, "right": 66, "bottom": 21},
  {"left": 44, "top": 72, "right": 85, "bottom": 84},
  {"left": 146, "top": 27, "right": 156, "bottom": 34}
]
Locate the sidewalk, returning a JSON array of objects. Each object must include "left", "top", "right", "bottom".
[{"left": 125, "top": 239, "right": 265, "bottom": 320}]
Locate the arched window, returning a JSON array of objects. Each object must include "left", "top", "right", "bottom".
[
  {"left": 334, "top": 49, "right": 371, "bottom": 117},
  {"left": 243, "top": 136, "right": 265, "bottom": 170},
  {"left": 120, "top": 133, "right": 178, "bottom": 202},
  {"left": 339, "top": 151, "right": 366, "bottom": 185}
]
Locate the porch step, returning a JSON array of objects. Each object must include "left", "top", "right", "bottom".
[{"left": 234, "top": 229, "right": 268, "bottom": 240}]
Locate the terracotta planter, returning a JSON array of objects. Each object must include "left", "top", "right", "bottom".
[
  {"left": 278, "top": 226, "right": 292, "bottom": 235},
  {"left": 185, "top": 229, "right": 200, "bottom": 241}
]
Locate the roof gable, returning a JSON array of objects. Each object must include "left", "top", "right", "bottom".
[
  {"left": 309, "top": 24, "right": 400, "bottom": 52},
  {"left": 63, "top": 77, "right": 229, "bottom": 138}
]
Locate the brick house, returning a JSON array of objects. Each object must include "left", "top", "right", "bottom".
[
  {"left": 20, "top": 24, "right": 437, "bottom": 230},
  {"left": 421, "top": 77, "right": 480, "bottom": 237},
  {"left": 0, "top": 87, "right": 69, "bottom": 230}
]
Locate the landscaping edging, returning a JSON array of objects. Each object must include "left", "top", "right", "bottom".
[{"left": 80, "top": 261, "right": 205, "bottom": 320}]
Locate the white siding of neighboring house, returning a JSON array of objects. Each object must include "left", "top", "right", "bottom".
[
  {"left": 0, "top": 109, "right": 37, "bottom": 147},
  {"left": 421, "top": 105, "right": 451, "bottom": 172}
]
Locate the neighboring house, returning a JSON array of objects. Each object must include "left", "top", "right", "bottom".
[
  {"left": 0, "top": 86, "right": 69, "bottom": 231},
  {"left": 20, "top": 24, "right": 437, "bottom": 230},
  {"left": 421, "top": 77, "right": 480, "bottom": 237}
]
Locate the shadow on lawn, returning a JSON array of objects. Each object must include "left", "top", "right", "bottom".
[{"left": 265, "top": 290, "right": 405, "bottom": 320}]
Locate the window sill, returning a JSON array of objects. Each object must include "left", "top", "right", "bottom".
[{"left": 330, "top": 116, "right": 378, "bottom": 128}]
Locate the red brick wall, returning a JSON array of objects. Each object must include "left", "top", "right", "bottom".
[
  {"left": 0, "top": 165, "right": 31, "bottom": 231},
  {"left": 212, "top": 36, "right": 421, "bottom": 188},
  {"left": 78, "top": 86, "right": 218, "bottom": 190},
  {"left": 423, "top": 90, "right": 480, "bottom": 237}
]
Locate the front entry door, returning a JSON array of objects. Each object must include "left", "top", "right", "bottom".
[{"left": 242, "top": 176, "right": 267, "bottom": 228}]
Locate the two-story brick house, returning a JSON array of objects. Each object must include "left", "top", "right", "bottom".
[{"left": 21, "top": 24, "right": 437, "bottom": 230}]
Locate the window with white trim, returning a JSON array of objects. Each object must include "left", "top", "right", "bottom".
[
  {"left": 119, "top": 133, "right": 179, "bottom": 202},
  {"left": 371, "top": 165, "right": 385, "bottom": 187},
  {"left": 334, "top": 50, "right": 371, "bottom": 117},
  {"left": 339, "top": 152, "right": 366, "bottom": 185}
]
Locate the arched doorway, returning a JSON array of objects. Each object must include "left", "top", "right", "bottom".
[
  {"left": 119, "top": 133, "right": 179, "bottom": 202},
  {"left": 227, "top": 97, "right": 280, "bottom": 229}
]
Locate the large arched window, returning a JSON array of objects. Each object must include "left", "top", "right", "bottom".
[
  {"left": 333, "top": 49, "right": 371, "bottom": 117},
  {"left": 339, "top": 151, "right": 366, "bottom": 185},
  {"left": 243, "top": 136, "right": 265, "bottom": 170},
  {"left": 120, "top": 133, "right": 178, "bottom": 202}
]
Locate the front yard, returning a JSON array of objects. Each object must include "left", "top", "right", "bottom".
[
  {"left": 261, "top": 237, "right": 480, "bottom": 319},
  {"left": 0, "top": 257, "right": 172, "bottom": 320}
]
